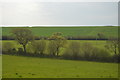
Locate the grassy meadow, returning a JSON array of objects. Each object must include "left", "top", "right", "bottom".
[
  {"left": 2, "top": 26, "right": 118, "bottom": 37},
  {"left": 3, "top": 55, "right": 118, "bottom": 78},
  {"left": 0, "top": 55, "right": 2, "bottom": 78}
]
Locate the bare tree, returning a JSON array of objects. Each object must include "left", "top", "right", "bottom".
[{"left": 12, "top": 28, "right": 33, "bottom": 53}]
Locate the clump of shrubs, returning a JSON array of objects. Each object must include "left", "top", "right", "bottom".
[
  {"left": 63, "top": 42, "right": 112, "bottom": 62},
  {"left": 47, "top": 40, "right": 66, "bottom": 57},
  {"left": 82, "top": 43, "right": 94, "bottom": 60},
  {"left": 47, "top": 41, "right": 58, "bottom": 56},
  {"left": 18, "top": 48, "right": 24, "bottom": 55},
  {"left": 91, "top": 48, "right": 111, "bottom": 62},
  {"left": 29, "top": 40, "right": 46, "bottom": 55},
  {"left": 62, "top": 41, "right": 82, "bottom": 60},
  {"left": 2, "top": 41, "right": 118, "bottom": 63},
  {"left": 2, "top": 42, "right": 16, "bottom": 54}
]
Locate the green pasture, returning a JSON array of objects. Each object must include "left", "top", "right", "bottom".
[
  {"left": 2, "top": 26, "right": 118, "bottom": 37},
  {"left": 0, "top": 55, "right": 2, "bottom": 78},
  {"left": 2, "top": 55, "right": 118, "bottom": 78}
]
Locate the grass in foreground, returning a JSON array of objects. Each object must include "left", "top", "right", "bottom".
[
  {"left": 0, "top": 55, "right": 2, "bottom": 78},
  {"left": 3, "top": 55, "right": 118, "bottom": 78}
]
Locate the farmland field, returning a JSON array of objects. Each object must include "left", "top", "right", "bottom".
[
  {"left": 0, "top": 55, "right": 2, "bottom": 78},
  {"left": 2, "top": 55, "right": 118, "bottom": 78},
  {"left": 2, "top": 26, "right": 118, "bottom": 37}
]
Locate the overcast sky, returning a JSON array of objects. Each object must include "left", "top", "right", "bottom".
[{"left": 1, "top": 0, "right": 118, "bottom": 26}]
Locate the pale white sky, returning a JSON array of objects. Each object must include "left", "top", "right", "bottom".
[{"left": 0, "top": 0, "right": 119, "bottom": 26}]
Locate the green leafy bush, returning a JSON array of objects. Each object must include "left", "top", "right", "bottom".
[
  {"left": 30, "top": 40, "right": 46, "bottom": 55},
  {"left": 47, "top": 41, "right": 58, "bottom": 56},
  {"left": 82, "top": 43, "right": 94, "bottom": 60},
  {"left": 91, "top": 48, "right": 111, "bottom": 62},
  {"left": 63, "top": 42, "right": 111, "bottom": 62},
  {"left": 63, "top": 41, "right": 82, "bottom": 60},
  {"left": 2, "top": 42, "right": 15, "bottom": 54}
]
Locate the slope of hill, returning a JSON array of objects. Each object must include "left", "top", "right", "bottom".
[
  {"left": 2, "top": 26, "right": 118, "bottom": 37},
  {"left": 3, "top": 55, "right": 118, "bottom": 78}
]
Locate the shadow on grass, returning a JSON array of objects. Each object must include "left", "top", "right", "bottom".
[{"left": 2, "top": 52, "right": 119, "bottom": 63}]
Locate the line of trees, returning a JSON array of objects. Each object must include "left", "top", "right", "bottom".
[
  {"left": 2, "top": 28, "right": 120, "bottom": 63},
  {"left": 2, "top": 32, "right": 108, "bottom": 40},
  {"left": 2, "top": 35, "right": 108, "bottom": 40},
  {"left": 63, "top": 42, "right": 111, "bottom": 62}
]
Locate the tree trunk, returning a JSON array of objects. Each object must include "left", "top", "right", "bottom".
[
  {"left": 114, "top": 45, "right": 117, "bottom": 55},
  {"left": 52, "top": 52, "right": 56, "bottom": 56},
  {"left": 114, "top": 48, "right": 117, "bottom": 55},
  {"left": 23, "top": 45, "right": 26, "bottom": 54},
  {"left": 56, "top": 47, "right": 59, "bottom": 56}
]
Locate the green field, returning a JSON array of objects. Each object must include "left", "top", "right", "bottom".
[
  {"left": 2, "top": 55, "right": 118, "bottom": 78},
  {"left": 2, "top": 26, "right": 118, "bottom": 37},
  {"left": 0, "top": 55, "right": 2, "bottom": 78}
]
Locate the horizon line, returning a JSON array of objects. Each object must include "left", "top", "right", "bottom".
[{"left": 0, "top": 25, "right": 118, "bottom": 27}]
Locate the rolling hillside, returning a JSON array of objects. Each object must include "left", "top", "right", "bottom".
[
  {"left": 3, "top": 55, "right": 118, "bottom": 78},
  {"left": 2, "top": 26, "right": 118, "bottom": 38}
]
